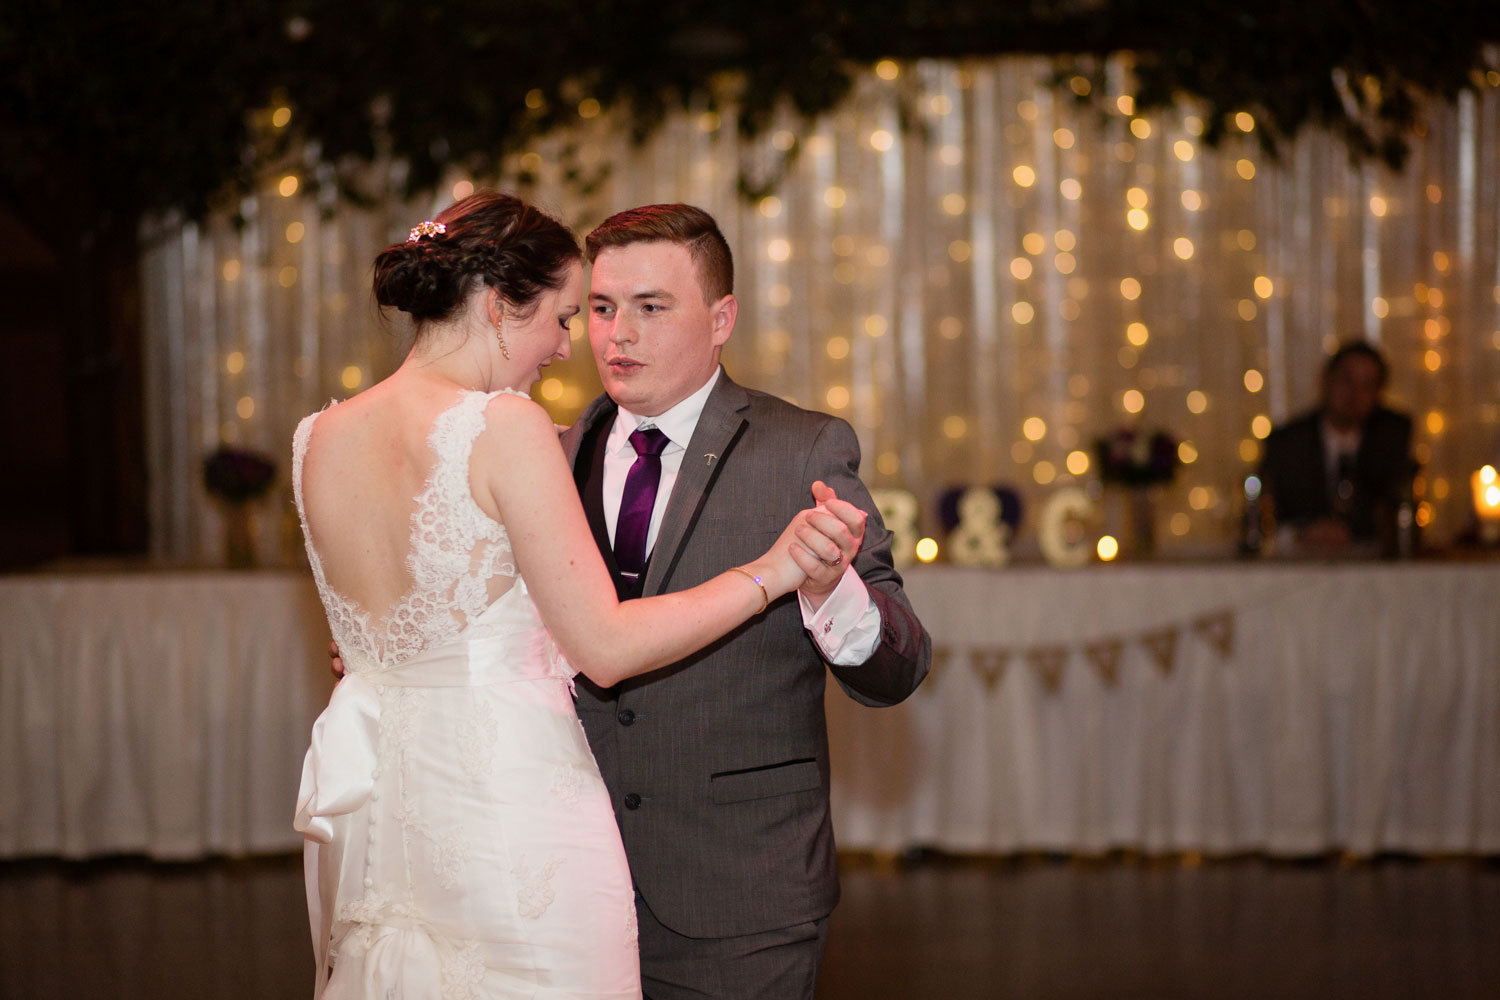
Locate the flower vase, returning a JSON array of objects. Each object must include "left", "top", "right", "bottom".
[
  {"left": 1127, "top": 485, "right": 1157, "bottom": 557},
  {"left": 223, "top": 503, "right": 256, "bottom": 569}
]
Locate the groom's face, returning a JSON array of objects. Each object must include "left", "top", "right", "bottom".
[{"left": 588, "top": 241, "right": 736, "bottom": 417}]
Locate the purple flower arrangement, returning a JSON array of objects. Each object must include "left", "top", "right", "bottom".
[
  {"left": 203, "top": 446, "right": 277, "bottom": 502},
  {"left": 1094, "top": 428, "right": 1180, "bottom": 486}
]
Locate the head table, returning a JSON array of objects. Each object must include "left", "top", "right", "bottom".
[
  {"left": 0, "top": 571, "right": 334, "bottom": 859},
  {"left": 830, "top": 560, "right": 1500, "bottom": 857},
  {"left": 3, "top": 560, "right": 1497, "bottom": 860}
]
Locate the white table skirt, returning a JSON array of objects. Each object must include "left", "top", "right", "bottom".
[
  {"left": 827, "top": 562, "right": 1500, "bottom": 856},
  {"left": 3, "top": 563, "right": 1498, "bottom": 859},
  {"left": 0, "top": 572, "right": 333, "bottom": 859}
]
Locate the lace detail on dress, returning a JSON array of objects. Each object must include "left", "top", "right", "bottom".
[
  {"left": 373, "top": 681, "right": 469, "bottom": 893},
  {"left": 548, "top": 763, "right": 584, "bottom": 803},
  {"left": 455, "top": 700, "right": 498, "bottom": 783},
  {"left": 377, "top": 685, "right": 427, "bottom": 770},
  {"left": 442, "top": 941, "right": 486, "bottom": 1000},
  {"left": 396, "top": 804, "right": 472, "bottom": 892},
  {"left": 292, "top": 389, "right": 528, "bottom": 673},
  {"left": 338, "top": 889, "right": 401, "bottom": 926},
  {"left": 429, "top": 828, "right": 472, "bottom": 892},
  {"left": 393, "top": 803, "right": 468, "bottom": 899},
  {"left": 625, "top": 898, "right": 639, "bottom": 948},
  {"left": 334, "top": 891, "right": 411, "bottom": 958},
  {"left": 513, "top": 854, "right": 564, "bottom": 920},
  {"left": 384, "top": 392, "right": 517, "bottom": 661},
  {"left": 544, "top": 640, "right": 577, "bottom": 690}
]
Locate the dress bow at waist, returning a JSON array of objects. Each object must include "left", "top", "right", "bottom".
[
  {"left": 293, "top": 673, "right": 380, "bottom": 844},
  {"left": 293, "top": 630, "right": 573, "bottom": 844}
]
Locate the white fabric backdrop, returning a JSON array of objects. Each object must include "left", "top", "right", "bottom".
[
  {"left": 141, "top": 55, "right": 1500, "bottom": 568},
  {"left": 829, "top": 562, "right": 1500, "bottom": 856}
]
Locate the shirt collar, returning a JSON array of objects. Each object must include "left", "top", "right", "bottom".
[
  {"left": 1320, "top": 417, "right": 1362, "bottom": 457},
  {"left": 611, "top": 367, "right": 722, "bottom": 451}
]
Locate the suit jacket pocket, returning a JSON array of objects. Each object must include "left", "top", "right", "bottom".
[{"left": 710, "top": 758, "right": 821, "bottom": 804}]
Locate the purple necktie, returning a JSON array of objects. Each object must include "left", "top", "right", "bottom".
[{"left": 614, "top": 427, "right": 670, "bottom": 579}]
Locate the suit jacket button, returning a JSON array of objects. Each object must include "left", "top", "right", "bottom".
[
  {"left": 617, "top": 709, "right": 636, "bottom": 726},
  {"left": 623, "top": 793, "right": 642, "bottom": 810}
]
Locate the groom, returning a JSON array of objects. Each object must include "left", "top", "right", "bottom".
[{"left": 568, "top": 204, "right": 930, "bottom": 999}]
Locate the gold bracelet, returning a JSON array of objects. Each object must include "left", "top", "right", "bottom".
[{"left": 728, "top": 566, "right": 769, "bottom": 615}]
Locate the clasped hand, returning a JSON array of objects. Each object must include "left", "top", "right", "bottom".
[{"left": 755, "top": 481, "right": 867, "bottom": 608}]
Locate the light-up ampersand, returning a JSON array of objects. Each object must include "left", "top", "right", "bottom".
[{"left": 948, "top": 487, "right": 1010, "bottom": 568}]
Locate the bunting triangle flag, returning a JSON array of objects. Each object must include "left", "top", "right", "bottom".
[
  {"left": 1192, "top": 611, "right": 1235, "bottom": 658},
  {"left": 971, "top": 648, "right": 1010, "bottom": 692},
  {"left": 1027, "top": 646, "right": 1069, "bottom": 694},
  {"left": 1140, "top": 627, "right": 1180, "bottom": 675},
  {"left": 1084, "top": 638, "right": 1125, "bottom": 686}
]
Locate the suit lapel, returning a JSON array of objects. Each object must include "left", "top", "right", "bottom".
[
  {"left": 563, "top": 393, "right": 618, "bottom": 470},
  {"left": 566, "top": 394, "right": 624, "bottom": 581},
  {"left": 642, "top": 375, "right": 750, "bottom": 596}
]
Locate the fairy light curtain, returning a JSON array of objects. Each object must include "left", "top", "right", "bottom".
[{"left": 142, "top": 56, "right": 1500, "bottom": 566}]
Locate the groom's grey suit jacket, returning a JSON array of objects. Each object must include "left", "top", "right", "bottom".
[{"left": 561, "top": 371, "right": 930, "bottom": 939}]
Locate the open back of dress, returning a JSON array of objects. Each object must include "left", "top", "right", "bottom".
[{"left": 293, "top": 388, "right": 522, "bottom": 675}]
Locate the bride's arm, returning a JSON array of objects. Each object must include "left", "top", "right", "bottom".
[{"left": 472, "top": 394, "right": 816, "bottom": 688}]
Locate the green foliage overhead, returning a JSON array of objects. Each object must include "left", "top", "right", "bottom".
[{"left": 4, "top": 1, "right": 1497, "bottom": 229}]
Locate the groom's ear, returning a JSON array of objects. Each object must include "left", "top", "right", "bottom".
[{"left": 709, "top": 293, "right": 737, "bottom": 347}]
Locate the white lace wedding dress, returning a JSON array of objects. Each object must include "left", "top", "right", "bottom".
[{"left": 291, "top": 389, "right": 639, "bottom": 999}]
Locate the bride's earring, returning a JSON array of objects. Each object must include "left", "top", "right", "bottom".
[{"left": 494, "top": 320, "right": 511, "bottom": 360}]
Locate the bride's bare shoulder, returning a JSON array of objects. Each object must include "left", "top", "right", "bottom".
[
  {"left": 300, "top": 391, "right": 373, "bottom": 449},
  {"left": 480, "top": 390, "right": 558, "bottom": 441},
  {"left": 472, "top": 391, "right": 569, "bottom": 485},
  {"left": 297, "top": 396, "right": 354, "bottom": 460},
  {"left": 469, "top": 391, "right": 572, "bottom": 522},
  {"left": 301, "top": 382, "right": 439, "bottom": 478}
]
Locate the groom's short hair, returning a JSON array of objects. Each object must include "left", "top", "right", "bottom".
[{"left": 585, "top": 204, "right": 734, "bottom": 303}]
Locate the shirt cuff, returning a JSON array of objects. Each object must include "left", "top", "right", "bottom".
[{"left": 798, "top": 565, "right": 882, "bottom": 666}]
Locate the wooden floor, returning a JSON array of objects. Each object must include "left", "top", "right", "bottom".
[{"left": 2, "top": 852, "right": 1497, "bottom": 998}]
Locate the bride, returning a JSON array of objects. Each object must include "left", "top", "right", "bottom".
[{"left": 290, "top": 191, "right": 857, "bottom": 998}]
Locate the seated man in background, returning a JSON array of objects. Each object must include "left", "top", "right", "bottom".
[{"left": 1259, "top": 340, "right": 1414, "bottom": 557}]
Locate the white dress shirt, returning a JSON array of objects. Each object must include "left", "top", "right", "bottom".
[
  {"left": 1320, "top": 419, "right": 1363, "bottom": 489},
  {"left": 601, "top": 367, "right": 881, "bottom": 665}
]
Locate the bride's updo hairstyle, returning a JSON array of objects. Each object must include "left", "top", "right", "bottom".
[{"left": 372, "top": 191, "right": 580, "bottom": 329}]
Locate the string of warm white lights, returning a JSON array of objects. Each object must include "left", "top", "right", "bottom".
[{"left": 141, "top": 56, "right": 1500, "bottom": 566}]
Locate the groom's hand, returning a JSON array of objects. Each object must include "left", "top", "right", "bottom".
[
  {"left": 792, "top": 480, "right": 866, "bottom": 610},
  {"left": 328, "top": 641, "right": 345, "bottom": 680}
]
